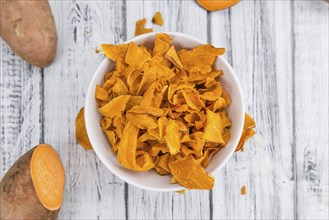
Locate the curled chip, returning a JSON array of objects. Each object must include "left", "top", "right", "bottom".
[
  {"left": 135, "top": 18, "right": 153, "bottom": 36},
  {"left": 169, "top": 155, "right": 214, "bottom": 190},
  {"left": 93, "top": 33, "right": 256, "bottom": 190},
  {"left": 235, "top": 113, "right": 256, "bottom": 152},
  {"left": 75, "top": 107, "right": 92, "bottom": 150},
  {"left": 152, "top": 12, "right": 164, "bottom": 26}
]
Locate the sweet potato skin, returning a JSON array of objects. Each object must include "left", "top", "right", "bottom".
[
  {"left": 0, "top": 0, "right": 57, "bottom": 68},
  {"left": 0, "top": 147, "right": 59, "bottom": 220}
]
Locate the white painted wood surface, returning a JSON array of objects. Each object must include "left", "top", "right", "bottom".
[{"left": 1, "top": 0, "right": 328, "bottom": 219}]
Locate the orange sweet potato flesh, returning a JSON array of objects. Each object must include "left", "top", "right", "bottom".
[
  {"left": 0, "top": 144, "right": 65, "bottom": 220},
  {"left": 196, "top": 0, "right": 240, "bottom": 11}
]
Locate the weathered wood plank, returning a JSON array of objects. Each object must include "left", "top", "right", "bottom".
[
  {"left": 126, "top": 0, "right": 210, "bottom": 219},
  {"left": 293, "top": 1, "right": 329, "bottom": 219},
  {"left": 0, "top": 42, "right": 42, "bottom": 176},
  {"left": 211, "top": 1, "right": 295, "bottom": 219},
  {"left": 44, "top": 1, "right": 126, "bottom": 219}
]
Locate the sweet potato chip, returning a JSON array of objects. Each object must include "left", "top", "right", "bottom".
[
  {"left": 152, "top": 12, "right": 164, "bottom": 26},
  {"left": 153, "top": 33, "right": 172, "bottom": 56},
  {"left": 169, "top": 155, "right": 214, "bottom": 190},
  {"left": 118, "top": 121, "right": 154, "bottom": 171},
  {"left": 98, "top": 95, "right": 131, "bottom": 118},
  {"left": 182, "top": 89, "right": 205, "bottom": 111},
  {"left": 102, "top": 128, "right": 118, "bottom": 152},
  {"left": 201, "top": 148, "right": 219, "bottom": 168},
  {"left": 126, "top": 96, "right": 143, "bottom": 111},
  {"left": 126, "top": 111, "right": 158, "bottom": 130},
  {"left": 178, "top": 44, "right": 225, "bottom": 74},
  {"left": 221, "top": 89, "right": 231, "bottom": 106},
  {"left": 96, "top": 85, "right": 110, "bottom": 101},
  {"left": 137, "top": 64, "right": 158, "bottom": 95},
  {"left": 203, "top": 110, "right": 224, "bottom": 144},
  {"left": 75, "top": 107, "right": 92, "bottom": 150},
  {"left": 148, "top": 144, "right": 169, "bottom": 157},
  {"left": 125, "top": 42, "right": 150, "bottom": 69},
  {"left": 235, "top": 113, "right": 256, "bottom": 152},
  {"left": 165, "top": 45, "right": 183, "bottom": 69},
  {"left": 199, "top": 78, "right": 222, "bottom": 101},
  {"left": 135, "top": 18, "right": 153, "bottom": 36},
  {"left": 100, "top": 44, "right": 128, "bottom": 61},
  {"left": 140, "top": 80, "right": 167, "bottom": 108},
  {"left": 112, "top": 77, "right": 129, "bottom": 96},
  {"left": 155, "top": 153, "right": 170, "bottom": 173},
  {"left": 165, "top": 119, "right": 181, "bottom": 155}
]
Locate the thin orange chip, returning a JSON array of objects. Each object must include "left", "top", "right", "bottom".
[
  {"left": 153, "top": 33, "right": 172, "bottom": 56},
  {"left": 235, "top": 113, "right": 256, "bottom": 152},
  {"left": 241, "top": 185, "right": 246, "bottom": 195},
  {"left": 178, "top": 44, "right": 225, "bottom": 74},
  {"left": 100, "top": 44, "right": 128, "bottom": 61},
  {"left": 98, "top": 95, "right": 131, "bottom": 118},
  {"left": 135, "top": 18, "right": 153, "bottom": 36},
  {"left": 75, "top": 107, "right": 92, "bottom": 150},
  {"left": 125, "top": 42, "right": 150, "bottom": 69},
  {"left": 203, "top": 110, "right": 224, "bottom": 144},
  {"left": 165, "top": 119, "right": 181, "bottom": 155},
  {"left": 118, "top": 121, "right": 154, "bottom": 171},
  {"left": 96, "top": 85, "right": 110, "bottom": 101},
  {"left": 169, "top": 155, "right": 214, "bottom": 190},
  {"left": 152, "top": 12, "right": 164, "bottom": 26},
  {"left": 165, "top": 45, "right": 183, "bottom": 69}
]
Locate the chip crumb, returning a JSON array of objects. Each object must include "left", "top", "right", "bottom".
[
  {"left": 241, "top": 186, "right": 246, "bottom": 195},
  {"left": 95, "top": 48, "right": 100, "bottom": 54},
  {"left": 135, "top": 18, "right": 153, "bottom": 36},
  {"left": 152, "top": 12, "right": 164, "bottom": 26},
  {"left": 176, "top": 190, "right": 185, "bottom": 194}
]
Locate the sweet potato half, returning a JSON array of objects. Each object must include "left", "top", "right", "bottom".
[
  {"left": 0, "top": 144, "right": 65, "bottom": 220},
  {"left": 196, "top": 0, "right": 240, "bottom": 11}
]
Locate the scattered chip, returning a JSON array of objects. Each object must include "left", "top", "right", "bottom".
[
  {"left": 176, "top": 190, "right": 185, "bottom": 194},
  {"left": 241, "top": 185, "right": 246, "bottom": 195},
  {"left": 235, "top": 113, "right": 256, "bottom": 152},
  {"left": 152, "top": 12, "right": 164, "bottom": 26},
  {"left": 169, "top": 155, "right": 214, "bottom": 190},
  {"left": 91, "top": 33, "right": 256, "bottom": 190},
  {"left": 75, "top": 107, "right": 92, "bottom": 150},
  {"left": 135, "top": 18, "right": 153, "bottom": 36}
]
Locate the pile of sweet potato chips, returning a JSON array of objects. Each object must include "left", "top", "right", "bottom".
[
  {"left": 75, "top": 33, "right": 257, "bottom": 190},
  {"left": 95, "top": 33, "right": 233, "bottom": 190}
]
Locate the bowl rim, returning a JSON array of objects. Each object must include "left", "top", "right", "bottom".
[{"left": 85, "top": 32, "right": 245, "bottom": 191}]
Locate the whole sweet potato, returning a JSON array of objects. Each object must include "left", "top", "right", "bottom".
[{"left": 0, "top": 0, "right": 58, "bottom": 68}]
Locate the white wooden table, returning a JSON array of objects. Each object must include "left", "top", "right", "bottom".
[{"left": 1, "top": 0, "right": 328, "bottom": 219}]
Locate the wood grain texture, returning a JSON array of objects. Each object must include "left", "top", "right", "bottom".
[
  {"left": 1, "top": 0, "right": 328, "bottom": 219},
  {"left": 126, "top": 1, "right": 210, "bottom": 219},
  {"left": 0, "top": 42, "right": 42, "bottom": 175},
  {"left": 43, "top": 1, "right": 126, "bottom": 219},
  {"left": 211, "top": 1, "right": 295, "bottom": 219},
  {"left": 293, "top": 1, "right": 329, "bottom": 219}
]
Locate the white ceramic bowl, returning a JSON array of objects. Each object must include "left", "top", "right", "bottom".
[{"left": 85, "top": 32, "right": 245, "bottom": 192}]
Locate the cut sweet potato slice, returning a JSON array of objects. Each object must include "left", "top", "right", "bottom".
[
  {"left": 31, "top": 144, "right": 65, "bottom": 211},
  {"left": 196, "top": 0, "right": 240, "bottom": 11}
]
